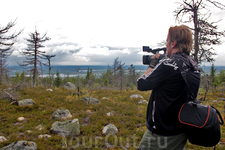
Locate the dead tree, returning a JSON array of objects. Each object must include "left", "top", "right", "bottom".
[
  {"left": 174, "top": 0, "right": 225, "bottom": 64},
  {"left": 44, "top": 54, "right": 56, "bottom": 87},
  {"left": 0, "top": 19, "right": 23, "bottom": 85},
  {"left": 3, "top": 89, "right": 18, "bottom": 105},
  {"left": 19, "top": 27, "right": 50, "bottom": 87}
]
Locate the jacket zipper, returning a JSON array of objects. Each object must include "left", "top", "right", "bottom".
[{"left": 152, "top": 101, "right": 156, "bottom": 129}]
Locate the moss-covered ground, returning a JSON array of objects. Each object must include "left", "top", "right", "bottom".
[{"left": 0, "top": 86, "right": 224, "bottom": 149}]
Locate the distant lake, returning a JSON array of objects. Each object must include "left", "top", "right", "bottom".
[{"left": 8, "top": 65, "right": 225, "bottom": 78}]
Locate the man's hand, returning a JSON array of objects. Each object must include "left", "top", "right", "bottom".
[
  {"left": 143, "top": 54, "right": 161, "bottom": 76},
  {"left": 149, "top": 54, "right": 161, "bottom": 68}
]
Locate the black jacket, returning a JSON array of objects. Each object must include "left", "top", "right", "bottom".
[{"left": 137, "top": 52, "right": 200, "bottom": 136}]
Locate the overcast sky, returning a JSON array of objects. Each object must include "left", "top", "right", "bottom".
[{"left": 1, "top": 0, "right": 225, "bottom": 66}]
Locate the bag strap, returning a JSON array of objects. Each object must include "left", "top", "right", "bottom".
[
  {"left": 174, "top": 59, "right": 195, "bottom": 101},
  {"left": 211, "top": 105, "right": 224, "bottom": 125}
]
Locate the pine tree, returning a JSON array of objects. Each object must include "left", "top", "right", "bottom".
[{"left": 54, "top": 70, "right": 62, "bottom": 87}]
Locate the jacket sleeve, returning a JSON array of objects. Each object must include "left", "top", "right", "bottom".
[{"left": 137, "top": 62, "right": 167, "bottom": 91}]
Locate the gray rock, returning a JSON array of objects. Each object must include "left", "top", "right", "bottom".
[
  {"left": 138, "top": 100, "right": 148, "bottom": 105},
  {"left": 130, "top": 94, "right": 143, "bottom": 99},
  {"left": 0, "top": 136, "right": 7, "bottom": 142},
  {"left": 81, "top": 97, "right": 100, "bottom": 104},
  {"left": 51, "top": 109, "right": 72, "bottom": 120},
  {"left": 63, "top": 82, "right": 76, "bottom": 90},
  {"left": 102, "top": 124, "right": 118, "bottom": 135},
  {"left": 50, "top": 119, "right": 80, "bottom": 137},
  {"left": 0, "top": 141, "right": 37, "bottom": 150},
  {"left": 211, "top": 100, "right": 218, "bottom": 103},
  {"left": 218, "top": 98, "right": 225, "bottom": 101},
  {"left": 18, "top": 99, "right": 35, "bottom": 106}
]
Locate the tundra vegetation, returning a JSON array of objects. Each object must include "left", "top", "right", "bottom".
[{"left": 0, "top": 63, "right": 225, "bottom": 149}]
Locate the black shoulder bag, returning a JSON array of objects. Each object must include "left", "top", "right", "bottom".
[{"left": 175, "top": 59, "right": 224, "bottom": 147}]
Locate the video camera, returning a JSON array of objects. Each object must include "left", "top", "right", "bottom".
[{"left": 142, "top": 46, "right": 167, "bottom": 65}]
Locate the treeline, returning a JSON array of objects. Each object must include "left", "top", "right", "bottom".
[
  {"left": 200, "top": 64, "right": 225, "bottom": 100},
  {"left": 9, "top": 58, "right": 141, "bottom": 91}
]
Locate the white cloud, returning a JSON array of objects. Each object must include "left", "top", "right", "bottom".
[{"left": 2, "top": 0, "right": 225, "bottom": 66}]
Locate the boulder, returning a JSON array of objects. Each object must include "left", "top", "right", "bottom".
[
  {"left": 0, "top": 141, "right": 37, "bottom": 150},
  {"left": 81, "top": 97, "right": 100, "bottom": 104},
  {"left": 0, "top": 136, "right": 7, "bottom": 142},
  {"left": 63, "top": 82, "right": 76, "bottom": 90},
  {"left": 50, "top": 119, "right": 80, "bottom": 137},
  {"left": 130, "top": 94, "right": 143, "bottom": 99},
  {"left": 18, "top": 99, "right": 35, "bottom": 106},
  {"left": 50, "top": 109, "right": 72, "bottom": 120},
  {"left": 138, "top": 100, "right": 148, "bottom": 105},
  {"left": 102, "top": 124, "right": 118, "bottom": 135}
]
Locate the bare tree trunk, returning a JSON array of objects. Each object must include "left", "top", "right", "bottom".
[
  {"left": 203, "top": 75, "right": 210, "bottom": 101},
  {"left": 193, "top": 6, "right": 200, "bottom": 64},
  {"left": 33, "top": 41, "right": 37, "bottom": 87}
]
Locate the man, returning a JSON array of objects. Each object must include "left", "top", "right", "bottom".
[{"left": 137, "top": 25, "right": 200, "bottom": 150}]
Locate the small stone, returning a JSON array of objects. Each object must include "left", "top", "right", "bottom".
[
  {"left": 26, "top": 130, "right": 33, "bottom": 134},
  {"left": 211, "top": 100, "right": 218, "bottom": 103},
  {"left": 138, "top": 100, "right": 148, "bottom": 105},
  {"left": 46, "top": 89, "right": 53, "bottom": 92},
  {"left": 17, "top": 117, "right": 26, "bottom": 122},
  {"left": 38, "top": 134, "right": 51, "bottom": 139},
  {"left": 130, "top": 94, "right": 143, "bottom": 99},
  {"left": 35, "top": 125, "right": 44, "bottom": 131},
  {"left": 0, "top": 136, "right": 7, "bottom": 142}
]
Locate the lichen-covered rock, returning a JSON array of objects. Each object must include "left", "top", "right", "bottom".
[
  {"left": 63, "top": 82, "right": 76, "bottom": 90},
  {"left": 102, "top": 124, "right": 118, "bottom": 135},
  {"left": 130, "top": 94, "right": 143, "bottom": 99},
  {"left": 81, "top": 97, "right": 99, "bottom": 104},
  {"left": 0, "top": 141, "right": 37, "bottom": 150},
  {"left": 18, "top": 99, "right": 35, "bottom": 106},
  {"left": 50, "top": 109, "right": 72, "bottom": 120},
  {"left": 50, "top": 119, "right": 80, "bottom": 137}
]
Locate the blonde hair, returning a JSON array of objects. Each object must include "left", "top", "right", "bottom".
[{"left": 168, "top": 25, "right": 193, "bottom": 55}]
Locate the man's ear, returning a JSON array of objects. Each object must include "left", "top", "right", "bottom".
[{"left": 171, "top": 41, "right": 177, "bottom": 48}]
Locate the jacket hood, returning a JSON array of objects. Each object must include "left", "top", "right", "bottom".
[{"left": 171, "top": 52, "right": 199, "bottom": 71}]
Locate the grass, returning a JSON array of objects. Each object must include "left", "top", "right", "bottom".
[{"left": 0, "top": 86, "right": 224, "bottom": 149}]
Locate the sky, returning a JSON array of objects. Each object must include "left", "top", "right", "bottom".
[{"left": 1, "top": 0, "right": 225, "bottom": 66}]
